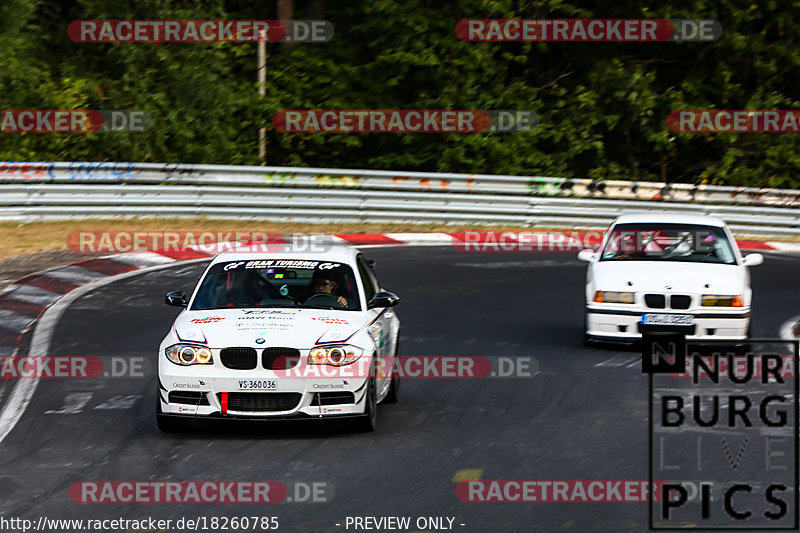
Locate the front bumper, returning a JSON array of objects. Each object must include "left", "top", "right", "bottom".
[
  {"left": 158, "top": 363, "right": 369, "bottom": 419},
  {"left": 586, "top": 306, "right": 750, "bottom": 341}
]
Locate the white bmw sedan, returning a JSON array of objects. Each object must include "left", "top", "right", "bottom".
[
  {"left": 579, "top": 214, "right": 763, "bottom": 344},
  {"left": 157, "top": 246, "right": 400, "bottom": 432}
]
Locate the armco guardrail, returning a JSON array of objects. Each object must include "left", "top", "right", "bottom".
[{"left": 1, "top": 161, "right": 799, "bottom": 235}]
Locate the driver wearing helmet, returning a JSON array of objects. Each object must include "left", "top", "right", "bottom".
[{"left": 298, "top": 268, "right": 350, "bottom": 308}]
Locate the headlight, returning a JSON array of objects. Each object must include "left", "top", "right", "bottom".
[
  {"left": 593, "top": 291, "right": 635, "bottom": 304},
  {"left": 307, "top": 345, "right": 363, "bottom": 366},
  {"left": 701, "top": 295, "right": 744, "bottom": 307},
  {"left": 165, "top": 344, "right": 213, "bottom": 366}
]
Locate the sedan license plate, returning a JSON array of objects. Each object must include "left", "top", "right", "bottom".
[
  {"left": 641, "top": 314, "right": 694, "bottom": 326},
  {"left": 238, "top": 380, "right": 277, "bottom": 390}
]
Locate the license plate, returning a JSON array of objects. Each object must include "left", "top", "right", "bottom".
[
  {"left": 641, "top": 314, "right": 694, "bottom": 326},
  {"left": 238, "top": 380, "right": 277, "bottom": 390}
]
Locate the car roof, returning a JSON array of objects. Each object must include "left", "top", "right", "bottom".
[
  {"left": 611, "top": 213, "right": 727, "bottom": 227},
  {"left": 209, "top": 243, "right": 359, "bottom": 265}
]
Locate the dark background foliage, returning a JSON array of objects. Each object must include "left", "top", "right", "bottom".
[{"left": 1, "top": 0, "right": 797, "bottom": 186}]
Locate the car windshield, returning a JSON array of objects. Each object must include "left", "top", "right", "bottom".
[
  {"left": 191, "top": 259, "right": 361, "bottom": 311},
  {"left": 599, "top": 223, "right": 737, "bottom": 264}
]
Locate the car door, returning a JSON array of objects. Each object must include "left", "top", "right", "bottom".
[{"left": 356, "top": 254, "right": 394, "bottom": 390}]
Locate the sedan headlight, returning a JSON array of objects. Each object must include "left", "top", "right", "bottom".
[
  {"left": 593, "top": 291, "right": 635, "bottom": 304},
  {"left": 701, "top": 295, "right": 744, "bottom": 307},
  {"left": 165, "top": 344, "right": 213, "bottom": 366},
  {"left": 308, "top": 345, "right": 363, "bottom": 366}
]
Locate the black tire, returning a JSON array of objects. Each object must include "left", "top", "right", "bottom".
[
  {"left": 352, "top": 378, "right": 377, "bottom": 432},
  {"left": 156, "top": 392, "right": 192, "bottom": 433},
  {"left": 734, "top": 326, "right": 753, "bottom": 355},
  {"left": 383, "top": 373, "right": 400, "bottom": 404},
  {"left": 383, "top": 342, "right": 400, "bottom": 404},
  {"left": 583, "top": 312, "right": 595, "bottom": 347}
]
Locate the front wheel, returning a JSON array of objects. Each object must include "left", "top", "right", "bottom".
[
  {"left": 352, "top": 378, "right": 377, "bottom": 432},
  {"left": 157, "top": 415, "right": 192, "bottom": 433},
  {"left": 156, "top": 392, "right": 192, "bottom": 433},
  {"left": 734, "top": 325, "right": 753, "bottom": 355},
  {"left": 583, "top": 312, "right": 595, "bottom": 347},
  {"left": 383, "top": 342, "right": 400, "bottom": 404}
]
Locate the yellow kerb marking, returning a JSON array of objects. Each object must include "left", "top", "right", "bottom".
[{"left": 452, "top": 469, "right": 483, "bottom": 482}]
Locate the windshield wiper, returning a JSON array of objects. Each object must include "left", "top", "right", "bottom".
[{"left": 663, "top": 233, "right": 691, "bottom": 254}]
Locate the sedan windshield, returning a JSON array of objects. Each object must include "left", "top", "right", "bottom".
[
  {"left": 191, "top": 259, "right": 361, "bottom": 311},
  {"left": 600, "top": 223, "right": 737, "bottom": 264}
]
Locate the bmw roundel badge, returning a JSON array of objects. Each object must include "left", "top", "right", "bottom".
[{"left": 255, "top": 338, "right": 265, "bottom": 344}]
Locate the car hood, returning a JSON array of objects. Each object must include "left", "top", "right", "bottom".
[
  {"left": 173, "top": 308, "right": 369, "bottom": 348},
  {"left": 592, "top": 261, "right": 746, "bottom": 293}
]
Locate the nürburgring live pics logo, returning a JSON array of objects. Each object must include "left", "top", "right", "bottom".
[{"left": 644, "top": 332, "right": 798, "bottom": 529}]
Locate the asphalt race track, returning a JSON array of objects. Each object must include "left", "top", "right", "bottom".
[{"left": 1, "top": 246, "right": 799, "bottom": 532}]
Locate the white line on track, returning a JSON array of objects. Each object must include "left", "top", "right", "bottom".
[
  {"left": 594, "top": 354, "right": 637, "bottom": 367},
  {"left": 779, "top": 315, "right": 800, "bottom": 341},
  {"left": 0, "top": 257, "right": 210, "bottom": 446},
  {"left": 384, "top": 233, "right": 453, "bottom": 244},
  {"left": 108, "top": 251, "right": 178, "bottom": 267}
]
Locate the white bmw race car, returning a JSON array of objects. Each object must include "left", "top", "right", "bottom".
[
  {"left": 579, "top": 213, "right": 763, "bottom": 343},
  {"left": 157, "top": 246, "right": 400, "bottom": 432}
]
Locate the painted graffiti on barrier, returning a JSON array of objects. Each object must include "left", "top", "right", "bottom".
[{"left": 3, "top": 163, "right": 800, "bottom": 207}]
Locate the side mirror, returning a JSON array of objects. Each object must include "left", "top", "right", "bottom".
[
  {"left": 742, "top": 253, "right": 764, "bottom": 267},
  {"left": 165, "top": 290, "right": 188, "bottom": 307},
  {"left": 368, "top": 291, "right": 399, "bottom": 309},
  {"left": 366, "top": 259, "right": 376, "bottom": 269},
  {"left": 577, "top": 249, "right": 597, "bottom": 262}
]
